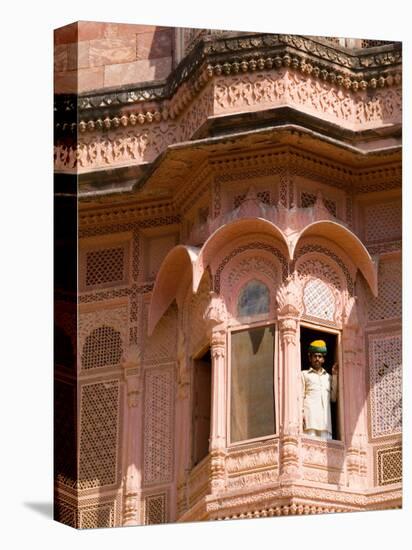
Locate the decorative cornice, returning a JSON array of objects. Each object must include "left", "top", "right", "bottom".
[
  {"left": 79, "top": 200, "right": 176, "bottom": 227},
  {"left": 204, "top": 482, "right": 402, "bottom": 516},
  {"left": 54, "top": 33, "right": 401, "bottom": 134},
  {"left": 202, "top": 34, "right": 401, "bottom": 72},
  {"left": 76, "top": 145, "right": 401, "bottom": 225}
]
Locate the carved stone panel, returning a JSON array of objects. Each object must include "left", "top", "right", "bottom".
[
  {"left": 79, "top": 380, "right": 121, "bottom": 489},
  {"left": 143, "top": 366, "right": 175, "bottom": 486},
  {"left": 368, "top": 333, "right": 402, "bottom": 439}
]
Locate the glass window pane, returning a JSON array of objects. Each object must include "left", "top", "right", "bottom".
[
  {"left": 230, "top": 326, "right": 275, "bottom": 443},
  {"left": 237, "top": 280, "right": 269, "bottom": 317}
]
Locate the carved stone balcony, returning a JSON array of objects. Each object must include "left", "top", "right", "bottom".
[{"left": 177, "top": 455, "right": 212, "bottom": 521}]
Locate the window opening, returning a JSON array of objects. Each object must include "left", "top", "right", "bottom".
[
  {"left": 300, "top": 326, "right": 340, "bottom": 441},
  {"left": 192, "top": 348, "right": 212, "bottom": 466},
  {"left": 230, "top": 326, "right": 275, "bottom": 443},
  {"left": 237, "top": 280, "right": 270, "bottom": 317}
]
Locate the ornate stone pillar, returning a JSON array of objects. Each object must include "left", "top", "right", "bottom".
[
  {"left": 276, "top": 275, "right": 302, "bottom": 481},
  {"left": 209, "top": 329, "right": 226, "bottom": 492},
  {"left": 342, "top": 297, "right": 368, "bottom": 488},
  {"left": 121, "top": 346, "right": 143, "bottom": 526},
  {"left": 204, "top": 292, "right": 227, "bottom": 493},
  {"left": 175, "top": 327, "right": 191, "bottom": 517}
]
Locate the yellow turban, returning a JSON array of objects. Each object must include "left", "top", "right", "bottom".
[{"left": 308, "top": 340, "right": 327, "bottom": 354}]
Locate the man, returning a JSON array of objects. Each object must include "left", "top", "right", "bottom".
[{"left": 301, "top": 339, "right": 338, "bottom": 440}]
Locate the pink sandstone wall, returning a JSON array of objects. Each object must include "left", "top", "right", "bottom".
[{"left": 54, "top": 21, "right": 174, "bottom": 94}]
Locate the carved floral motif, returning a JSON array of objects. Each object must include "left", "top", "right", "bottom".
[
  {"left": 203, "top": 291, "right": 228, "bottom": 328},
  {"left": 226, "top": 444, "right": 278, "bottom": 474},
  {"left": 214, "top": 70, "right": 401, "bottom": 129},
  {"left": 276, "top": 272, "right": 303, "bottom": 317},
  {"left": 55, "top": 69, "right": 401, "bottom": 173}
]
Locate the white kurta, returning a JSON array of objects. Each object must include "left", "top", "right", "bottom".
[{"left": 301, "top": 368, "right": 338, "bottom": 433}]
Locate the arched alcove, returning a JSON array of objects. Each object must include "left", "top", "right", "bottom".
[{"left": 293, "top": 221, "right": 378, "bottom": 297}]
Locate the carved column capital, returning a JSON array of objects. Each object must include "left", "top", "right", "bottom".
[
  {"left": 276, "top": 272, "right": 303, "bottom": 318},
  {"left": 204, "top": 291, "right": 227, "bottom": 332},
  {"left": 279, "top": 315, "right": 298, "bottom": 333},
  {"left": 211, "top": 329, "right": 226, "bottom": 358},
  {"left": 278, "top": 316, "right": 299, "bottom": 348}
]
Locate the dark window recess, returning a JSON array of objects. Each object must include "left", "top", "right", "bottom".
[
  {"left": 300, "top": 326, "right": 340, "bottom": 441},
  {"left": 192, "top": 348, "right": 212, "bottom": 466}
]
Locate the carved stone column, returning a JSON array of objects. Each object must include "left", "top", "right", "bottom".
[
  {"left": 209, "top": 328, "right": 226, "bottom": 492},
  {"left": 121, "top": 346, "right": 143, "bottom": 526},
  {"left": 175, "top": 327, "right": 191, "bottom": 517},
  {"left": 276, "top": 275, "right": 302, "bottom": 481},
  {"left": 342, "top": 297, "right": 368, "bottom": 488},
  {"left": 204, "top": 292, "right": 227, "bottom": 493}
]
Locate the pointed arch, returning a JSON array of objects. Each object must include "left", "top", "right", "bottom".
[
  {"left": 194, "top": 218, "right": 289, "bottom": 292},
  {"left": 293, "top": 221, "right": 378, "bottom": 296},
  {"left": 148, "top": 245, "right": 200, "bottom": 335}
]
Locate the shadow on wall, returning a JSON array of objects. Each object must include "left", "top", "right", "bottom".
[{"left": 147, "top": 27, "right": 173, "bottom": 82}]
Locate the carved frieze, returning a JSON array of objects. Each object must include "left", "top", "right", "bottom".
[
  {"left": 302, "top": 440, "right": 344, "bottom": 468},
  {"left": 55, "top": 83, "right": 401, "bottom": 174},
  {"left": 214, "top": 70, "right": 401, "bottom": 129},
  {"left": 226, "top": 469, "right": 279, "bottom": 491},
  {"left": 55, "top": 34, "right": 401, "bottom": 131},
  {"left": 226, "top": 443, "right": 278, "bottom": 474}
]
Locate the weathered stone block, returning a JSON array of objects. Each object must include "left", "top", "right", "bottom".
[
  {"left": 54, "top": 22, "right": 78, "bottom": 45},
  {"left": 89, "top": 37, "right": 136, "bottom": 67},
  {"left": 136, "top": 29, "right": 172, "bottom": 60},
  {"left": 78, "top": 66, "right": 104, "bottom": 92},
  {"left": 104, "top": 57, "right": 172, "bottom": 87}
]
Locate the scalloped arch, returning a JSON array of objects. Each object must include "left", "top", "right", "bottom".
[
  {"left": 148, "top": 245, "right": 199, "bottom": 336},
  {"left": 293, "top": 221, "right": 378, "bottom": 296},
  {"left": 193, "top": 218, "right": 290, "bottom": 292}
]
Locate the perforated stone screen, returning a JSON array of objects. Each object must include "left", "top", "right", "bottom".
[
  {"left": 369, "top": 334, "right": 402, "bottom": 439},
  {"left": 81, "top": 326, "right": 122, "bottom": 370},
  {"left": 368, "top": 260, "right": 401, "bottom": 321},
  {"left": 144, "top": 493, "right": 167, "bottom": 524},
  {"left": 54, "top": 502, "right": 77, "bottom": 527},
  {"left": 79, "top": 505, "right": 114, "bottom": 529},
  {"left": 85, "top": 246, "right": 126, "bottom": 289},
  {"left": 79, "top": 380, "right": 120, "bottom": 489},
  {"left": 298, "top": 257, "right": 342, "bottom": 290},
  {"left": 365, "top": 201, "right": 401, "bottom": 243},
  {"left": 376, "top": 446, "right": 402, "bottom": 486},
  {"left": 234, "top": 190, "right": 270, "bottom": 208},
  {"left": 362, "top": 39, "right": 392, "bottom": 48},
  {"left": 143, "top": 368, "right": 174, "bottom": 485},
  {"left": 303, "top": 278, "right": 336, "bottom": 321}
]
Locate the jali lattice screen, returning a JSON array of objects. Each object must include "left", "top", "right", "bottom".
[
  {"left": 368, "top": 334, "right": 402, "bottom": 439},
  {"left": 79, "top": 380, "right": 120, "bottom": 489}
]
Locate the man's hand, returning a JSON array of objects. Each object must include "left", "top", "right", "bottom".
[{"left": 332, "top": 363, "right": 338, "bottom": 375}]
